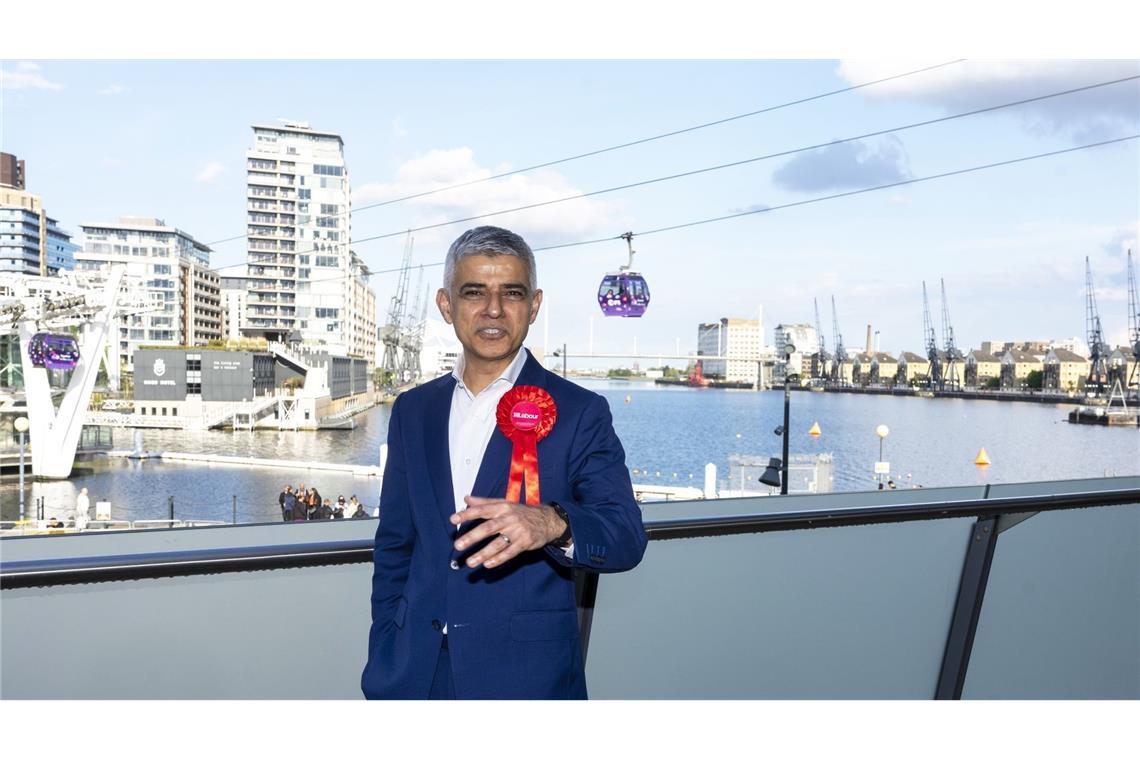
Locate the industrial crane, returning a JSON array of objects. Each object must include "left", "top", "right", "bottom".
[
  {"left": 812, "top": 297, "right": 830, "bottom": 383},
  {"left": 940, "top": 279, "right": 963, "bottom": 390},
  {"left": 380, "top": 233, "right": 413, "bottom": 391},
  {"left": 1128, "top": 249, "right": 1139, "bottom": 392},
  {"left": 399, "top": 266, "right": 427, "bottom": 384},
  {"left": 1085, "top": 256, "right": 1110, "bottom": 393},
  {"left": 830, "top": 295, "right": 848, "bottom": 387},
  {"left": 922, "top": 281, "right": 943, "bottom": 389}
]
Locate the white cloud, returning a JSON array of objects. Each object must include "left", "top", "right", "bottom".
[
  {"left": 195, "top": 161, "right": 226, "bottom": 183},
  {"left": 391, "top": 119, "right": 408, "bottom": 138},
  {"left": 0, "top": 61, "right": 62, "bottom": 91},
  {"left": 837, "top": 59, "right": 1140, "bottom": 140},
  {"left": 353, "top": 147, "right": 620, "bottom": 246},
  {"left": 98, "top": 84, "right": 127, "bottom": 96}
]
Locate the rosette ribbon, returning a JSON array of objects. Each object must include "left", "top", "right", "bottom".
[{"left": 495, "top": 385, "right": 557, "bottom": 505}]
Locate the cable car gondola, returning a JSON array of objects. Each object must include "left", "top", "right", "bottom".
[
  {"left": 597, "top": 232, "right": 650, "bottom": 318},
  {"left": 28, "top": 332, "right": 80, "bottom": 370}
]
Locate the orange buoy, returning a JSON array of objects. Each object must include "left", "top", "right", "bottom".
[
  {"left": 975, "top": 447, "right": 991, "bottom": 466},
  {"left": 808, "top": 421, "right": 822, "bottom": 437}
]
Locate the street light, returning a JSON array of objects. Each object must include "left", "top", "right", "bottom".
[
  {"left": 875, "top": 423, "right": 890, "bottom": 489},
  {"left": 14, "top": 416, "right": 29, "bottom": 521},
  {"left": 778, "top": 337, "right": 796, "bottom": 495}
]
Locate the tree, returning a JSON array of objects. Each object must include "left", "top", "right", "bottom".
[
  {"left": 1025, "top": 369, "right": 1043, "bottom": 390},
  {"left": 982, "top": 377, "right": 1000, "bottom": 390}
]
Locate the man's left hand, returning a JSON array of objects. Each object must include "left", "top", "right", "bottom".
[{"left": 451, "top": 495, "right": 566, "bottom": 569}]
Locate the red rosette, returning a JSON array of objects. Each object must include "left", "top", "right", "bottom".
[{"left": 496, "top": 385, "right": 557, "bottom": 505}]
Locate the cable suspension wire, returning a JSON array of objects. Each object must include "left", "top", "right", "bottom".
[
  {"left": 285, "top": 133, "right": 1137, "bottom": 284},
  {"left": 322, "top": 74, "right": 1140, "bottom": 247},
  {"left": 201, "top": 59, "right": 967, "bottom": 248}
]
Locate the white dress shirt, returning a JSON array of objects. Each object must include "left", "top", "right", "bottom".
[
  {"left": 447, "top": 347, "right": 573, "bottom": 550},
  {"left": 448, "top": 347, "right": 529, "bottom": 517}
]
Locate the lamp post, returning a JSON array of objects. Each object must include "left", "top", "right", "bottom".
[
  {"left": 875, "top": 423, "right": 890, "bottom": 489},
  {"left": 780, "top": 337, "right": 796, "bottom": 495},
  {"left": 14, "top": 416, "right": 29, "bottom": 521}
]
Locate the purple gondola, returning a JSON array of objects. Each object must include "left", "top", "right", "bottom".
[
  {"left": 43, "top": 334, "right": 80, "bottom": 370},
  {"left": 27, "top": 333, "right": 49, "bottom": 368},
  {"left": 597, "top": 232, "right": 651, "bottom": 318},
  {"left": 597, "top": 273, "right": 650, "bottom": 317},
  {"left": 28, "top": 332, "right": 79, "bottom": 370}
]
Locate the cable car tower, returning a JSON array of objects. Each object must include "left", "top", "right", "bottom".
[
  {"left": 1127, "top": 249, "right": 1139, "bottom": 392},
  {"left": 1085, "top": 256, "right": 1110, "bottom": 393},
  {"left": 830, "top": 295, "right": 849, "bottom": 387},
  {"left": 1, "top": 267, "right": 152, "bottom": 478},
  {"left": 940, "top": 278, "right": 963, "bottom": 390},
  {"left": 922, "top": 281, "right": 943, "bottom": 389},
  {"left": 812, "top": 297, "right": 830, "bottom": 383}
]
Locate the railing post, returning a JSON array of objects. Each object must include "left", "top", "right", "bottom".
[
  {"left": 168, "top": 495, "right": 174, "bottom": 524},
  {"left": 935, "top": 513, "right": 999, "bottom": 699},
  {"left": 232, "top": 495, "right": 237, "bottom": 524}
]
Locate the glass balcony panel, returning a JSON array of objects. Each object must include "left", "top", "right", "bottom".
[
  {"left": 586, "top": 514, "right": 974, "bottom": 698},
  {"left": 963, "top": 478, "right": 1140, "bottom": 698}
]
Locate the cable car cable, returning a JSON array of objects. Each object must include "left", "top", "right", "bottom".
[
  {"left": 328, "top": 73, "right": 1140, "bottom": 247},
  {"left": 210, "top": 73, "right": 1136, "bottom": 276},
  {"left": 282, "top": 133, "right": 1137, "bottom": 286},
  {"left": 200, "top": 59, "right": 967, "bottom": 248}
]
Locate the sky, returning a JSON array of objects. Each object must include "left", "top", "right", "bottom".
[{"left": 2, "top": 57, "right": 1138, "bottom": 366}]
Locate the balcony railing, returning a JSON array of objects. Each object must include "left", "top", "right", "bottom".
[{"left": 2, "top": 478, "right": 1137, "bottom": 699}]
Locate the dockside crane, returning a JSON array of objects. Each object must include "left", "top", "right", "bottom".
[
  {"left": 940, "top": 278, "right": 963, "bottom": 390},
  {"left": 399, "top": 265, "right": 427, "bottom": 384},
  {"left": 1127, "top": 249, "right": 1139, "bottom": 392},
  {"left": 380, "top": 233, "right": 413, "bottom": 391},
  {"left": 830, "top": 295, "right": 848, "bottom": 387},
  {"left": 922, "top": 281, "right": 943, "bottom": 389},
  {"left": 1085, "top": 256, "right": 1111, "bottom": 393},
  {"left": 812, "top": 297, "right": 830, "bottom": 383}
]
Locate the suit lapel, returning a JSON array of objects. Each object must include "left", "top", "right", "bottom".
[
  {"left": 424, "top": 375, "right": 458, "bottom": 530},
  {"left": 470, "top": 349, "right": 549, "bottom": 501}
]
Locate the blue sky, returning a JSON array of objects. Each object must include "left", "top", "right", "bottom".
[{"left": 2, "top": 58, "right": 1137, "bottom": 363}]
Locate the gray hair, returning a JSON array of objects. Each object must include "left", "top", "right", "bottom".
[{"left": 443, "top": 226, "right": 537, "bottom": 293}]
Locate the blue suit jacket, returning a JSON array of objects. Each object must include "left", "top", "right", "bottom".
[{"left": 361, "top": 349, "right": 648, "bottom": 699}]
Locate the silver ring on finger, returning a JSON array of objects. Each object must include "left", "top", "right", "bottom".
[{"left": 500, "top": 534, "right": 511, "bottom": 545}]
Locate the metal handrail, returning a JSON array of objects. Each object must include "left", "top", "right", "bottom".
[{"left": 2, "top": 487, "right": 1137, "bottom": 590}]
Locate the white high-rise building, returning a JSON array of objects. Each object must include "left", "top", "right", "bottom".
[
  {"left": 697, "top": 317, "right": 763, "bottom": 383},
  {"left": 76, "top": 217, "right": 221, "bottom": 371},
  {"left": 241, "top": 122, "right": 375, "bottom": 362}
]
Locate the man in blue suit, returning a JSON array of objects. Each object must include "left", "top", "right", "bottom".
[{"left": 362, "top": 226, "right": 648, "bottom": 700}]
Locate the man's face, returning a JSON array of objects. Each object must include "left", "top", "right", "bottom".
[{"left": 437, "top": 253, "right": 542, "bottom": 368}]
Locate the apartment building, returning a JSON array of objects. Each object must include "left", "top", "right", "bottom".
[
  {"left": 240, "top": 122, "right": 376, "bottom": 361},
  {"left": 75, "top": 217, "right": 220, "bottom": 370},
  {"left": 698, "top": 316, "right": 764, "bottom": 383}
]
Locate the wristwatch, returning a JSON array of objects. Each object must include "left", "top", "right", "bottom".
[{"left": 547, "top": 501, "right": 573, "bottom": 548}]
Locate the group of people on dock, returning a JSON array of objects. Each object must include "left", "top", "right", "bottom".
[{"left": 278, "top": 483, "right": 370, "bottom": 522}]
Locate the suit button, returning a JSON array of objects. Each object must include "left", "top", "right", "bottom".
[
  {"left": 431, "top": 619, "right": 442, "bottom": 631},
  {"left": 450, "top": 559, "right": 460, "bottom": 570}
]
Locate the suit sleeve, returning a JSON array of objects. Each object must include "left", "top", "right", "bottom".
[
  {"left": 369, "top": 396, "right": 416, "bottom": 631},
  {"left": 544, "top": 394, "right": 648, "bottom": 572}
]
